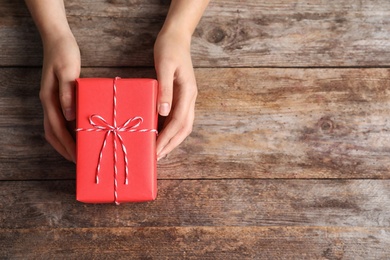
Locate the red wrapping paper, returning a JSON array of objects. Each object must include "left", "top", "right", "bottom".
[{"left": 76, "top": 78, "right": 158, "bottom": 203}]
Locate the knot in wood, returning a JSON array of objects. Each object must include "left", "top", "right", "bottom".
[
  {"left": 318, "top": 118, "right": 334, "bottom": 131},
  {"left": 207, "top": 27, "right": 226, "bottom": 44}
]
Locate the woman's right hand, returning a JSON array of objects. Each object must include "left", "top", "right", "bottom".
[
  {"left": 25, "top": 0, "right": 81, "bottom": 162},
  {"left": 39, "top": 32, "right": 80, "bottom": 162}
]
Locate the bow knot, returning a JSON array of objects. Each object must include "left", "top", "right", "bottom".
[
  {"left": 88, "top": 114, "right": 143, "bottom": 132},
  {"left": 79, "top": 114, "right": 154, "bottom": 188}
]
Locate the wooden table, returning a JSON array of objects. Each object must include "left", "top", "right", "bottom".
[{"left": 1, "top": 0, "right": 390, "bottom": 258}]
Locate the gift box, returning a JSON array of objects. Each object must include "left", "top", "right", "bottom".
[{"left": 76, "top": 77, "right": 158, "bottom": 204}]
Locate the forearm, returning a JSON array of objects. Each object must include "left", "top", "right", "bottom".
[
  {"left": 160, "top": 0, "right": 210, "bottom": 40},
  {"left": 24, "top": 0, "right": 73, "bottom": 44}
]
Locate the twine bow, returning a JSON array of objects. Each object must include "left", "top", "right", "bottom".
[{"left": 76, "top": 77, "right": 157, "bottom": 205}]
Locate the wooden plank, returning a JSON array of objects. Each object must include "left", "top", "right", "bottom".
[
  {"left": 2, "top": 0, "right": 390, "bottom": 67},
  {"left": 0, "top": 68, "right": 75, "bottom": 180},
  {"left": 180, "top": 67, "right": 390, "bottom": 179},
  {"left": 1, "top": 180, "right": 389, "bottom": 228},
  {"left": 1, "top": 226, "right": 389, "bottom": 259},
  {"left": 1, "top": 68, "right": 389, "bottom": 180}
]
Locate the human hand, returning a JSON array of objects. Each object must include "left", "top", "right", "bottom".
[
  {"left": 154, "top": 30, "right": 197, "bottom": 161},
  {"left": 39, "top": 32, "right": 80, "bottom": 162}
]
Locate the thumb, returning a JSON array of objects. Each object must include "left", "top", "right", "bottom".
[{"left": 156, "top": 64, "right": 174, "bottom": 116}]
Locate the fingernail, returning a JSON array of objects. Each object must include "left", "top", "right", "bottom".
[
  {"left": 159, "top": 103, "right": 170, "bottom": 116},
  {"left": 64, "top": 108, "right": 75, "bottom": 121}
]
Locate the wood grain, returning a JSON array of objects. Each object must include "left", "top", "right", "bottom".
[
  {"left": 1, "top": 226, "right": 389, "bottom": 259},
  {"left": 2, "top": 0, "right": 390, "bottom": 67},
  {"left": 170, "top": 67, "right": 390, "bottom": 179},
  {"left": 1, "top": 180, "right": 389, "bottom": 228},
  {"left": 1, "top": 68, "right": 389, "bottom": 180},
  {"left": 2, "top": 1, "right": 390, "bottom": 258}
]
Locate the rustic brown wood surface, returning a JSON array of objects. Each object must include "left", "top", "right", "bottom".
[
  {"left": 1, "top": 0, "right": 390, "bottom": 258},
  {"left": 0, "top": 180, "right": 389, "bottom": 228},
  {"left": 1, "top": 227, "right": 389, "bottom": 259},
  {"left": 2, "top": 0, "right": 390, "bottom": 67}
]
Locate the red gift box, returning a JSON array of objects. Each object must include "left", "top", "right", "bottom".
[{"left": 76, "top": 77, "right": 158, "bottom": 204}]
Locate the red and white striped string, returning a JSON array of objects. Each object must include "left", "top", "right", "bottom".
[{"left": 77, "top": 77, "right": 157, "bottom": 204}]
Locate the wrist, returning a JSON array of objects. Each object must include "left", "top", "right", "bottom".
[
  {"left": 157, "top": 25, "right": 192, "bottom": 50},
  {"left": 40, "top": 24, "right": 74, "bottom": 45},
  {"left": 159, "top": 20, "right": 194, "bottom": 42},
  {"left": 159, "top": 0, "right": 210, "bottom": 43},
  {"left": 42, "top": 28, "right": 76, "bottom": 50},
  {"left": 25, "top": 0, "right": 73, "bottom": 46}
]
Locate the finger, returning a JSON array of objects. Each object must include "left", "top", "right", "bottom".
[
  {"left": 155, "top": 62, "right": 175, "bottom": 116},
  {"left": 42, "top": 112, "right": 73, "bottom": 161},
  {"left": 58, "top": 67, "right": 79, "bottom": 121},
  {"left": 156, "top": 93, "right": 196, "bottom": 159},
  {"left": 156, "top": 67, "right": 198, "bottom": 159},
  {"left": 40, "top": 70, "right": 76, "bottom": 162},
  {"left": 157, "top": 106, "right": 195, "bottom": 161},
  {"left": 45, "top": 104, "right": 76, "bottom": 162}
]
